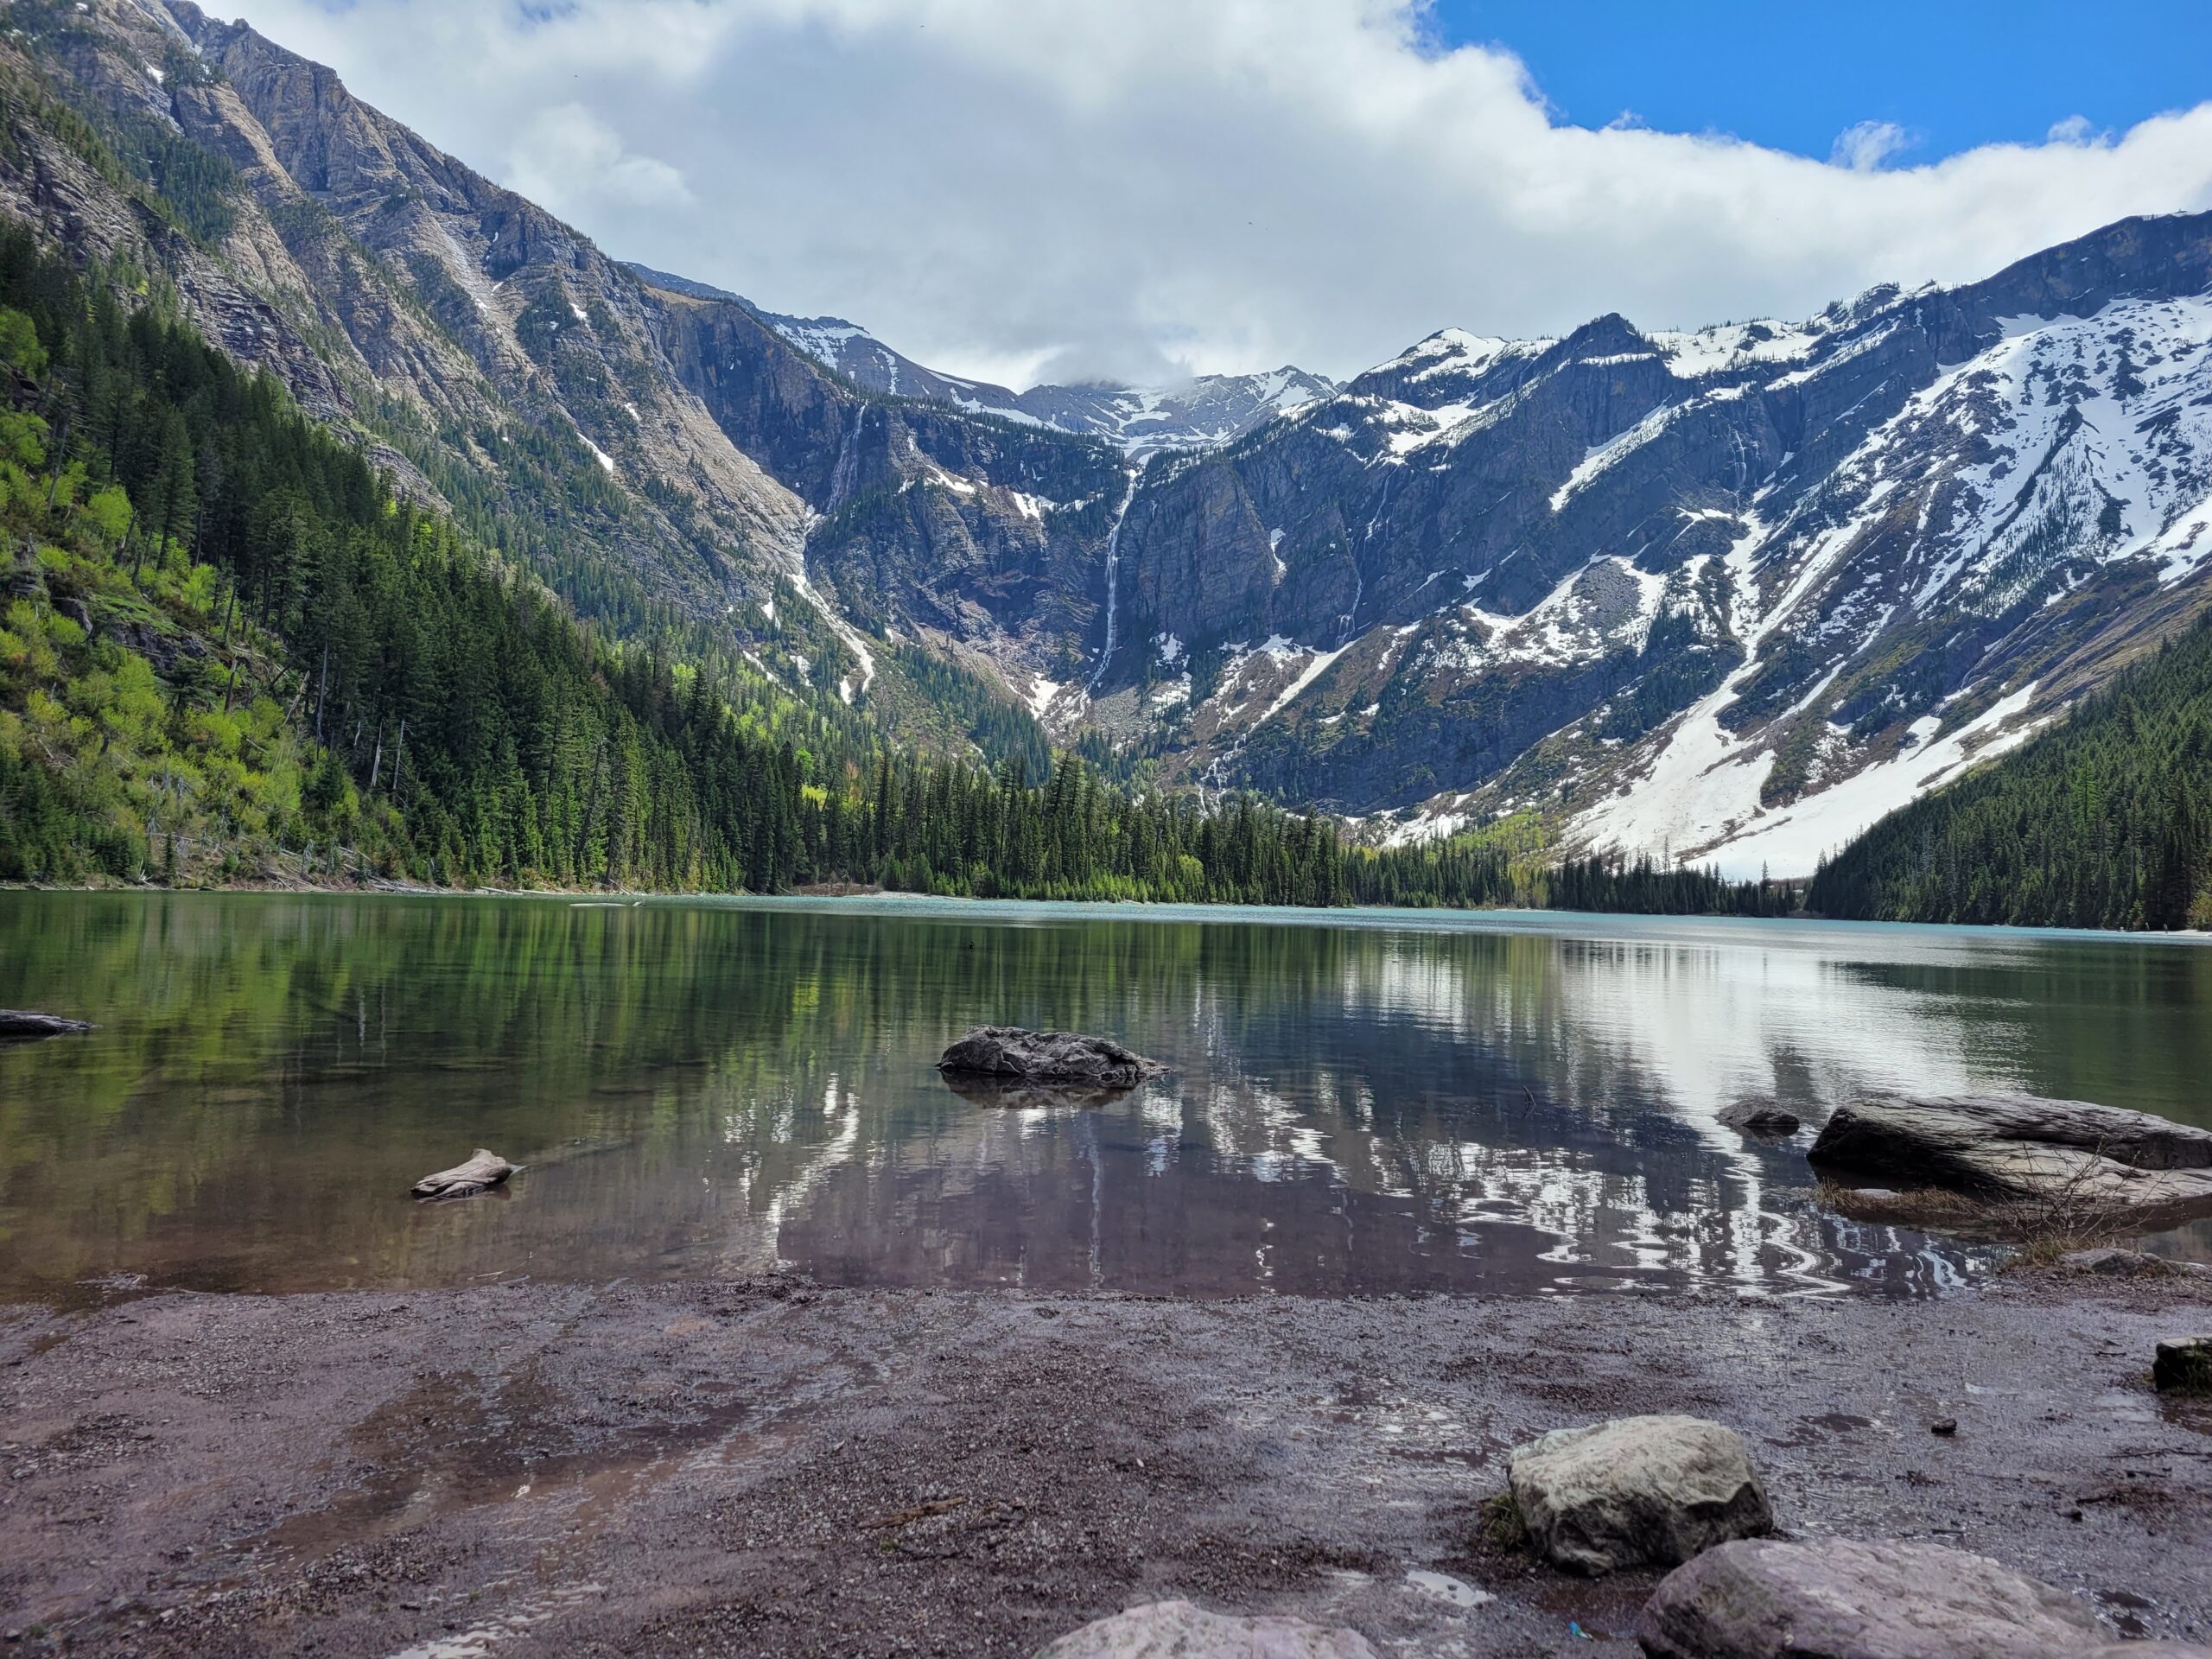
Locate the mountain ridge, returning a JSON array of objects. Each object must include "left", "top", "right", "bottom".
[{"left": 620, "top": 262, "right": 1338, "bottom": 461}]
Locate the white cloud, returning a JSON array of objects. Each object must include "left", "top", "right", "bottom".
[
  {"left": 1828, "top": 119, "right": 1913, "bottom": 172},
  {"left": 502, "top": 103, "right": 696, "bottom": 220},
  {"left": 217, "top": 0, "right": 2212, "bottom": 388}
]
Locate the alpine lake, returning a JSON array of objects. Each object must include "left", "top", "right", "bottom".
[{"left": 3, "top": 889, "right": 2208, "bottom": 1304}]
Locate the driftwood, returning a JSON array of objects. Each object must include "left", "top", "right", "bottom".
[
  {"left": 410, "top": 1148, "right": 522, "bottom": 1200},
  {"left": 0, "top": 1009, "right": 93, "bottom": 1040},
  {"left": 1809, "top": 1093, "right": 2212, "bottom": 1224},
  {"left": 938, "top": 1027, "right": 1162, "bottom": 1090}
]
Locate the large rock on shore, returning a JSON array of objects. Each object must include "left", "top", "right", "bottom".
[
  {"left": 1637, "top": 1538, "right": 2108, "bottom": 1658},
  {"left": 1809, "top": 1093, "right": 2212, "bottom": 1216},
  {"left": 1036, "top": 1599, "right": 1376, "bottom": 1657},
  {"left": 1507, "top": 1414, "right": 1771, "bottom": 1576},
  {"left": 938, "top": 1027, "right": 1160, "bottom": 1090}
]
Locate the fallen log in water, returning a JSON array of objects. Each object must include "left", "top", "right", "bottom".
[
  {"left": 0, "top": 1010, "right": 93, "bottom": 1040},
  {"left": 1808, "top": 1093, "right": 2212, "bottom": 1226},
  {"left": 410, "top": 1148, "right": 522, "bottom": 1200}
]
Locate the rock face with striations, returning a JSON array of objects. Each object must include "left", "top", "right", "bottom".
[
  {"left": 1638, "top": 1538, "right": 2135, "bottom": 1658},
  {"left": 1506, "top": 1414, "right": 1771, "bottom": 1577},
  {"left": 1036, "top": 1600, "right": 1376, "bottom": 1659},
  {"left": 1809, "top": 1093, "right": 2212, "bottom": 1218},
  {"left": 938, "top": 1027, "right": 1160, "bottom": 1090}
]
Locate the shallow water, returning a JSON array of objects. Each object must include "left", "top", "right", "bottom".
[{"left": 1, "top": 891, "right": 2206, "bottom": 1302}]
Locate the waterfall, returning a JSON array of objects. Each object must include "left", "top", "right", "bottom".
[{"left": 1087, "top": 469, "right": 1141, "bottom": 692}]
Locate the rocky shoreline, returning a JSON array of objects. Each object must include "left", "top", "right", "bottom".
[{"left": 3, "top": 1269, "right": 2208, "bottom": 1657}]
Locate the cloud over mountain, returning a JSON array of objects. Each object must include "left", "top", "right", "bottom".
[{"left": 222, "top": 0, "right": 2212, "bottom": 385}]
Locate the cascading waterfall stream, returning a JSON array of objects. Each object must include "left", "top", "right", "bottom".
[{"left": 1087, "top": 468, "right": 1141, "bottom": 693}]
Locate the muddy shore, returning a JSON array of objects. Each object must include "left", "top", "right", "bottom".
[{"left": 3, "top": 1273, "right": 2209, "bottom": 1658}]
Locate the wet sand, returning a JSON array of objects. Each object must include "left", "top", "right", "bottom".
[{"left": 3, "top": 1271, "right": 2209, "bottom": 1657}]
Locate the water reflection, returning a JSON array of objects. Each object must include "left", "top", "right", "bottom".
[{"left": 0, "top": 893, "right": 2204, "bottom": 1302}]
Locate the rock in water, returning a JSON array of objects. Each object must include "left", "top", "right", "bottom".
[
  {"left": 1035, "top": 1600, "right": 1376, "bottom": 1658},
  {"left": 410, "top": 1148, "right": 522, "bottom": 1200},
  {"left": 1809, "top": 1092, "right": 2212, "bottom": 1218},
  {"left": 1506, "top": 1414, "right": 1771, "bottom": 1576},
  {"left": 0, "top": 1010, "right": 93, "bottom": 1040},
  {"left": 2156, "top": 1335, "right": 2212, "bottom": 1395},
  {"left": 938, "top": 1027, "right": 1160, "bottom": 1090},
  {"left": 1637, "top": 1538, "right": 2112, "bottom": 1658},
  {"left": 1718, "top": 1099, "right": 1802, "bottom": 1137}
]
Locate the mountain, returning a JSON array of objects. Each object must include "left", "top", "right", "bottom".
[
  {"left": 5, "top": 0, "right": 2209, "bottom": 894},
  {"left": 623, "top": 264, "right": 1338, "bottom": 461},
  {"left": 1077, "top": 223, "right": 2212, "bottom": 876}
]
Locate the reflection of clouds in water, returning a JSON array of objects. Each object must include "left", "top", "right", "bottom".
[
  {"left": 643, "top": 918, "right": 2048, "bottom": 1296},
  {"left": 1342, "top": 929, "right": 2012, "bottom": 1125}
]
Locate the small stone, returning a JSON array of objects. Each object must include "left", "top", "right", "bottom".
[
  {"left": 0, "top": 1009, "right": 94, "bottom": 1040},
  {"left": 1718, "top": 1100, "right": 1802, "bottom": 1137},
  {"left": 1506, "top": 1414, "right": 1771, "bottom": 1577},
  {"left": 1929, "top": 1418, "right": 1958, "bottom": 1436},
  {"left": 2154, "top": 1335, "right": 2212, "bottom": 1395},
  {"left": 1638, "top": 1538, "right": 2106, "bottom": 1658},
  {"left": 1037, "top": 1599, "right": 1376, "bottom": 1658}
]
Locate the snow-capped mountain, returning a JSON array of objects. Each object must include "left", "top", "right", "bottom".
[
  {"left": 623, "top": 265, "right": 1335, "bottom": 460},
  {"left": 1075, "top": 214, "right": 2212, "bottom": 875}
]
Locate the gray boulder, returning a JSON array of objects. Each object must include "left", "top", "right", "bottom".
[
  {"left": 1637, "top": 1538, "right": 2107, "bottom": 1658},
  {"left": 1506, "top": 1414, "right": 1771, "bottom": 1577},
  {"left": 1809, "top": 1093, "right": 2212, "bottom": 1217},
  {"left": 938, "top": 1027, "right": 1160, "bottom": 1090},
  {"left": 410, "top": 1148, "right": 522, "bottom": 1200},
  {"left": 1036, "top": 1599, "right": 1376, "bottom": 1658}
]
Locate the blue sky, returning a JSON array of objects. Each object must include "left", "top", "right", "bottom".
[{"left": 1430, "top": 0, "right": 2212, "bottom": 163}]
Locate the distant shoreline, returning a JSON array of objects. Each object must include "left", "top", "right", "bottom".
[{"left": 3, "top": 880, "right": 2209, "bottom": 942}]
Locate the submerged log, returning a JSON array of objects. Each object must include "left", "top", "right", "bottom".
[
  {"left": 1809, "top": 1093, "right": 2212, "bottom": 1221},
  {"left": 0, "top": 1009, "right": 93, "bottom": 1040},
  {"left": 410, "top": 1148, "right": 522, "bottom": 1200},
  {"left": 938, "top": 1027, "right": 1162, "bottom": 1090}
]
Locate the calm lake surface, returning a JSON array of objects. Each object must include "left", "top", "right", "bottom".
[{"left": 2, "top": 891, "right": 2207, "bottom": 1303}]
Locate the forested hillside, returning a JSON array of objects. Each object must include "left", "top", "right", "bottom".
[{"left": 1810, "top": 616, "right": 2212, "bottom": 931}]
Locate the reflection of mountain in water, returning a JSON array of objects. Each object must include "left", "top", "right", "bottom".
[{"left": 2, "top": 896, "right": 2204, "bottom": 1299}]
